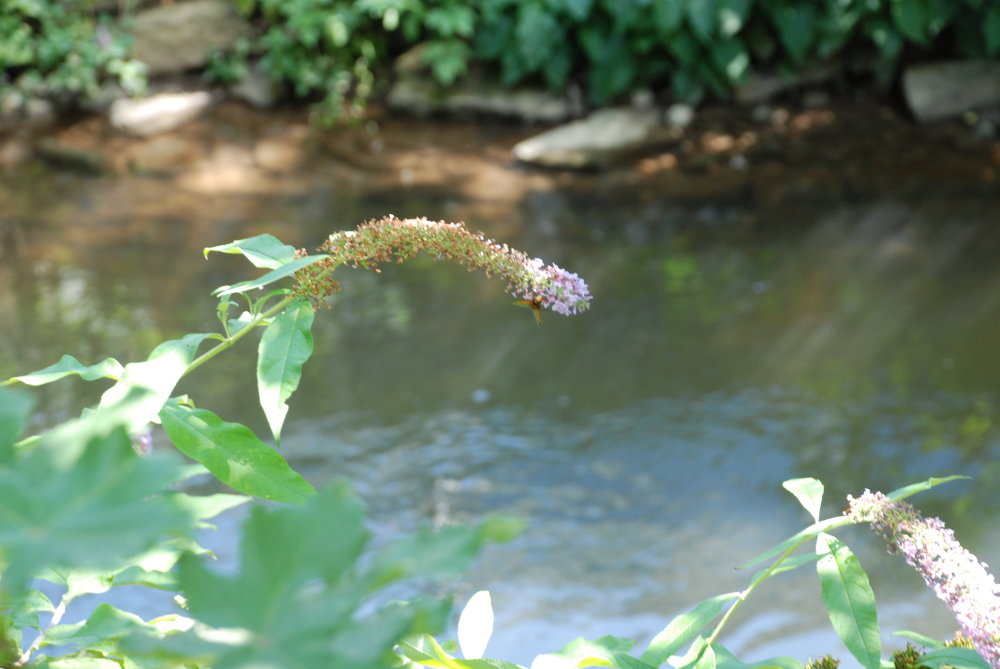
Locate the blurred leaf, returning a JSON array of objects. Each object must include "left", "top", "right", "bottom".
[
  {"left": 257, "top": 298, "right": 314, "bottom": 446},
  {"left": 687, "top": 0, "right": 718, "bottom": 41},
  {"left": 204, "top": 233, "right": 297, "bottom": 269},
  {"left": 457, "top": 591, "right": 493, "bottom": 660},
  {"left": 816, "top": 533, "right": 880, "bottom": 669},
  {"left": 425, "top": 5, "right": 476, "bottom": 37},
  {"left": 718, "top": 0, "right": 752, "bottom": 36},
  {"left": 748, "top": 552, "right": 822, "bottom": 588},
  {"left": 99, "top": 333, "right": 212, "bottom": 433},
  {"left": 558, "top": 0, "right": 593, "bottom": 21},
  {"left": 515, "top": 1, "right": 561, "bottom": 71},
  {"left": 160, "top": 401, "right": 315, "bottom": 504},
  {"left": 167, "top": 481, "right": 473, "bottom": 668},
  {"left": 212, "top": 255, "right": 329, "bottom": 297},
  {"left": 653, "top": 0, "right": 686, "bottom": 35},
  {"left": 782, "top": 478, "right": 824, "bottom": 522},
  {"left": 710, "top": 38, "right": 749, "bottom": 82},
  {"left": 640, "top": 593, "right": 739, "bottom": 666},
  {"left": 424, "top": 38, "right": 472, "bottom": 85},
  {"left": 893, "top": 630, "right": 945, "bottom": 649},
  {"left": 4, "top": 355, "right": 122, "bottom": 387},
  {"left": 0, "top": 392, "right": 189, "bottom": 594},
  {"left": 984, "top": 4, "right": 1000, "bottom": 53},
  {"left": 770, "top": 3, "right": 818, "bottom": 63},
  {"left": 44, "top": 603, "right": 154, "bottom": 651},
  {"left": 891, "top": 0, "right": 930, "bottom": 43},
  {"left": 0, "top": 388, "right": 32, "bottom": 464},
  {"left": 531, "top": 635, "right": 637, "bottom": 669},
  {"left": 919, "top": 647, "right": 991, "bottom": 669}
]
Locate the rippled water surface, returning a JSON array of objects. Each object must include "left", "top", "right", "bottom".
[{"left": 2, "top": 160, "right": 999, "bottom": 665}]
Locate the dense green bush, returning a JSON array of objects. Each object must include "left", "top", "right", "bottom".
[{"left": 0, "top": 0, "right": 145, "bottom": 108}]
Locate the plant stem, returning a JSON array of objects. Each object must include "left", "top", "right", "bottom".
[
  {"left": 14, "top": 595, "right": 67, "bottom": 667},
  {"left": 182, "top": 294, "right": 297, "bottom": 378},
  {"left": 703, "top": 516, "right": 855, "bottom": 651}
]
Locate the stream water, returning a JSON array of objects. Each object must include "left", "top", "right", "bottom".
[{"left": 1, "top": 155, "right": 999, "bottom": 665}]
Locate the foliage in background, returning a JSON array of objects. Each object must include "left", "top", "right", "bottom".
[
  {"left": 0, "top": 0, "right": 146, "bottom": 109},
  {"left": 4, "top": 0, "right": 1000, "bottom": 120},
  {"left": 218, "top": 0, "right": 1000, "bottom": 118}
]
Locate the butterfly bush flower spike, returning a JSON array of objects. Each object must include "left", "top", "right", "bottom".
[
  {"left": 310, "top": 216, "right": 592, "bottom": 317},
  {"left": 847, "top": 490, "right": 1000, "bottom": 668}
]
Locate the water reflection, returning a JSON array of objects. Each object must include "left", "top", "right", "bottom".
[{"left": 2, "top": 166, "right": 999, "bottom": 666}]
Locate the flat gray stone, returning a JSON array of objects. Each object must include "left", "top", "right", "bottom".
[
  {"left": 131, "top": 0, "right": 253, "bottom": 76},
  {"left": 903, "top": 60, "right": 1000, "bottom": 122},
  {"left": 387, "top": 77, "right": 578, "bottom": 123},
  {"left": 109, "top": 91, "right": 214, "bottom": 137},
  {"left": 512, "top": 107, "right": 665, "bottom": 169}
]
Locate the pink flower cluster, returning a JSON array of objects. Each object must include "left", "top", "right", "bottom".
[
  {"left": 319, "top": 216, "right": 592, "bottom": 317},
  {"left": 847, "top": 490, "right": 1000, "bottom": 668}
]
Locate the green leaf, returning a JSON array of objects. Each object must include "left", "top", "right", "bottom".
[
  {"left": 718, "top": 0, "right": 752, "bottom": 36},
  {"left": 713, "top": 643, "right": 803, "bottom": 669},
  {"left": 160, "top": 401, "right": 315, "bottom": 504},
  {"left": 687, "top": 0, "right": 718, "bottom": 41},
  {"left": 985, "top": 5, "right": 1000, "bottom": 54},
  {"left": 783, "top": 478, "right": 824, "bottom": 522},
  {"left": 640, "top": 593, "right": 739, "bottom": 666},
  {"left": 457, "top": 591, "right": 493, "bottom": 660},
  {"left": 918, "top": 647, "right": 991, "bottom": 669},
  {"left": 367, "top": 522, "right": 504, "bottom": 588},
  {"left": 740, "top": 516, "right": 845, "bottom": 569},
  {"left": 212, "top": 254, "right": 329, "bottom": 297},
  {"left": 558, "top": 0, "right": 593, "bottom": 21},
  {"left": 204, "top": 233, "right": 297, "bottom": 269},
  {"left": 0, "top": 387, "right": 33, "bottom": 464},
  {"left": 0, "top": 393, "right": 189, "bottom": 594},
  {"left": 44, "top": 602, "right": 154, "bottom": 650},
  {"left": 170, "top": 491, "right": 251, "bottom": 529},
  {"left": 710, "top": 38, "right": 749, "bottom": 83},
  {"left": 4, "top": 354, "right": 122, "bottom": 387},
  {"left": 886, "top": 475, "right": 969, "bottom": 501},
  {"left": 257, "top": 297, "right": 314, "bottom": 445},
  {"left": 531, "top": 635, "right": 637, "bottom": 669},
  {"left": 816, "top": 533, "right": 880, "bottom": 669},
  {"left": 165, "top": 481, "right": 473, "bottom": 668},
  {"left": 891, "top": 0, "right": 930, "bottom": 43},
  {"left": 748, "top": 552, "right": 822, "bottom": 588},
  {"left": 770, "top": 3, "right": 818, "bottom": 63},
  {"left": 653, "top": 0, "right": 685, "bottom": 35},
  {"left": 892, "top": 630, "right": 944, "bottom": 649},
  {"left": 99, "top": 333, "right": 212, "bottom": 433}
]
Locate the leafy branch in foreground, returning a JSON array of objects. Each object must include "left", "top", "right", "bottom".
[{"left": 404, "top": 475, "right": 997, "bottom": 669}]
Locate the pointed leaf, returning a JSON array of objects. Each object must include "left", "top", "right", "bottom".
[
  {"left": 4, "top": 355, "right": 122, "bottom": 387},
  {"left": 816, "top": 533, "right": 880, "bottom": 669},
  {"left": 211, "top": 255, "right": 329, "bottom": 297},
  {"left": 748, "top": 553, "right": 822, "bottom": 588},
  {"left": 159, "top": 401, "right": 315, "bottom": 504},
  {"left": 891, "top": 630, "right": 944, "bottom": 649},
  {"left": 44, "top": 602, "right": 154, "bottom": 649},
  {"left": 99, "top": 333, "right": 212, "bottom": 432},
  {"left": 0, "top": 387, "right": 33, "bottom": 464},
  {"left": 257, "top": 297, "right": 314, "bottom": 445},
  {"left": 713, "top": 643, "right": 803, "bottom": 669},
  {"left": 782, "top": 478, "right": 824, "bottom": 522},
  {"left": 886, "top": 475, "right": 969, "bottom": 501},
  {"left": 204, "top": 233, "right": 298, "bottom": 269},
  {"left": 740, "top": 516, "right": 846, "bottom": 569},
  {"left": 458, "top": 591, "right": 494, "bottom": 660},
  {"left": 918, "top": 647, "right": 991, "bottom": 669},
  {"left": 640, "top": 593, "right": 739, "bottom": 667}
]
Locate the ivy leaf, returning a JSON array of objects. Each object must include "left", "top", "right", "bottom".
[
  {"left": 0, "top": 390, "right": 190, "bottom": 594},
  {"left": 4, "top": 354, "right": 123, "bottom": 387},
  {"left": 816, "top": 533, "right": 880, "bottom": 669},
  {"left": 204, "top": 233, "right": 297, "bottom": 269},
  {"left": 160, "top": 401, "right": 315, "bottom": 504},
  {"left": 257, "top": 298, "right": 314, "bottom": 446}
]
